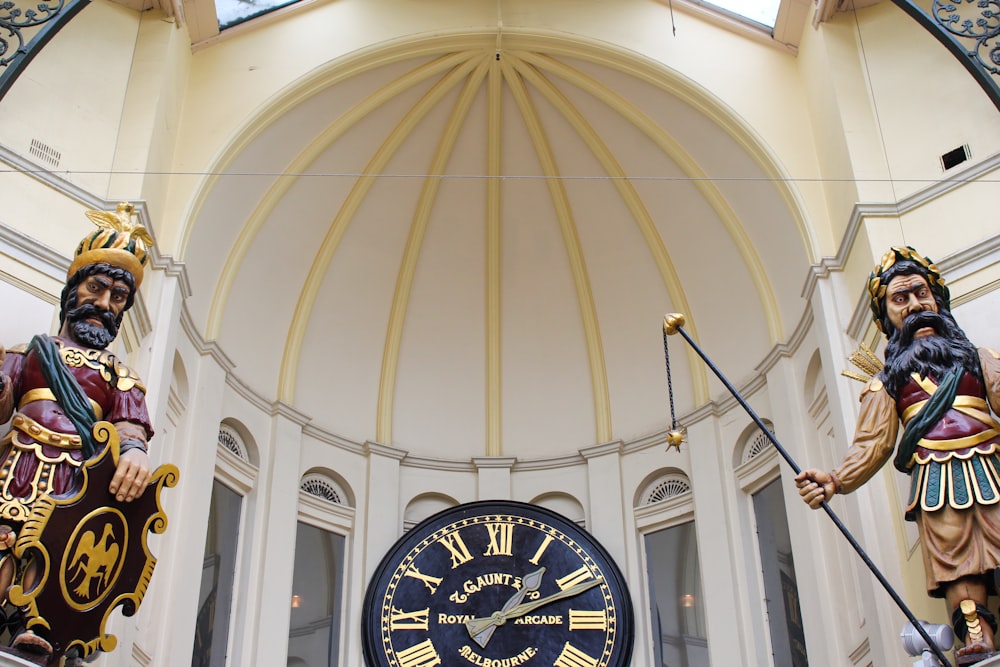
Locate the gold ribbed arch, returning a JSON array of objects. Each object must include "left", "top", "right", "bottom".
[{"left": 183, "top": 32, "right": 814, "bottom": 452}]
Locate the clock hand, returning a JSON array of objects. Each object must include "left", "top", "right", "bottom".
[
  {"left": 501, "top": 577, "right": 604, "bottom": 619},
  {"left": 466, "top": 576, "right": 604, "bottom": 647},
  {"left": 466, "top": 568, "right": 545, "bottom": 648}
]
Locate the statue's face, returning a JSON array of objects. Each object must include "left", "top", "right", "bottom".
[
  {"left": 60, "top": 273, "right": 132, "bottom": 348},
  {"left": 76, "top": 274, "right": 131, "bottom": 321},
  {"left": 885, "top": 273, "right": 938, "bottom": 335}
]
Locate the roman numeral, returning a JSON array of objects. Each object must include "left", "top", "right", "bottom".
[
  {"left": 438, "top": 531, "right": 473, "bottom": 568},
  {"left": 568, "top": 609, "right": 608, "bottom": 631},
  {"left": 396, "top": 638, "right": 442, "bottom": 667},
  {"left": 553, "top": 642, "right": 599, "bottom": 667},
  {"left": 555, "top": 565, "right": 593, "bottom": 590},
  {"left": 390, "top": 607, "right": 430, "bottom": 630},
  {"left": 404, "top": 566, "right": 443, "bottom": 595},
  {"left": 529, "top": 534, "right": 554, "bottom": 565},
  {"left": 484, "top": 522, "right": 514, "bottom": 556}
]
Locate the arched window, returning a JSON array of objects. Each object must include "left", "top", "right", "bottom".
[
  {"left": 635, "top": 469, "right": 706, "bottom": 666},
  {"left": 288, "top": 471, "right": 354, "bottom": 667},
  {"left": 191, "top": 421, "right": 258, "bottom": 667},
  {"left": 735, "top": 421, "right": 809, "bottom": 667}
]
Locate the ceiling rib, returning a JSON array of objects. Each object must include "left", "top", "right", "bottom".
[
  {"left": 503, "top": 59, "right": 612, "bottom": 445},
  {"left": 376, "top": 59, "right": 491, "bottom": 445},
  {"left": 207, "top": 51, "right": 476, "bottom": 340},
  {"left": 510, "top": 52, "right": 710, "bottom": 405},
  {"left": 278, "top": 53, "right": 487, "bottom": 403},
  {"left": 486, "top": 60, "right": 503, "bottom": 456},
  {"left": 507, "top": 35, "right": 817, "bottom": 266},
  {"left": 520, "top": 51, "right": 784, "bottom": 344}
]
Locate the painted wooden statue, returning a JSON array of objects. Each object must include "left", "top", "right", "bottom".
[
  {"left": 797, "top": 247, "right": 1000, "bottom": 665},
  {"left": 0, "top": 203, "right": 176, "bottom": 665}
]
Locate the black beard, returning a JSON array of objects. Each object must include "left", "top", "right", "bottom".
[
  {"left": 882, "top": 310, "right": 981, "bottom": 398},
  {"left": 65, "top": 304, "right": 118, "bottom": 350}
]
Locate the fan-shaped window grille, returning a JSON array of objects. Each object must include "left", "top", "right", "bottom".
[
  {"left": 218, "top": 424, "right": 248, "bottom": 461},
  {"left": 643, "top": 474, "right": 691, "bottom": 505},
  {"left": 301, "top": 473, "right": 345, "bottom": 505},
  {"left": 742, "top": 427, "right": 773, "bottom": 465}
]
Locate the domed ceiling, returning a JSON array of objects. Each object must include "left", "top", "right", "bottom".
[{"left": 180, "top": 33, "right": 814, "bottom": 461}]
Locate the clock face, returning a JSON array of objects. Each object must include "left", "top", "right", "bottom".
[{"left": 362, "top": 500, "right": 633, "bottom": 667}]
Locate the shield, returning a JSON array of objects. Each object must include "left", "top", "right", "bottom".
[{"left": 7, "top": 421, "right": 179, "bottom": 662}]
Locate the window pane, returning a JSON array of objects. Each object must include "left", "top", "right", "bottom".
[
  {"left": 704, "top": 0, "right": 781, "bottom": 27},
  {"left": 192, "top": 481, "right": 243, "bottom": 667},
  {"left": 216, "top": 0, "right": 302, "bottom": 30},
  {"left": 752, "top": 480, "right": 808, "bottom": 667},
  {"left": 645, "top": 521, "right": 709, "bottom": 666},
  {"left": 287, "top": 522, "right": 345, "bottom": 667}
]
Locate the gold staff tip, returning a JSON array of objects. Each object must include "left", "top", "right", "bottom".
[{"left": 663, "top": 313, "right": 685, "bottom": 335}]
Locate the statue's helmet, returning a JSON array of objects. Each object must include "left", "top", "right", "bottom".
[
  {"left": 68, "top": 202, "right": 153, "bottom": 287},
  {"left": 867, "top": 246, "right": 950, "bottom": 333}
]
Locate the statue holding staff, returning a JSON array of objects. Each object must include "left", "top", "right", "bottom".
[{"left": 796, "top": 247, "right": 1000, "bottom": 665}]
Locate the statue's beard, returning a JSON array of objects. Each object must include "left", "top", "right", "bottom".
[
  {"left": 65, "top": 304, "right": 118, "bottom": 350},
  {"left": 882, "top": 310, "right": 980, "bottom": 398}
]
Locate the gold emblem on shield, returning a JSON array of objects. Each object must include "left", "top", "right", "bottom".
[{"left": 61, "top": 508, "right": 128, "bottom": 609}]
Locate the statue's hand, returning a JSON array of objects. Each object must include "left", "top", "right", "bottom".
[
  {"left": 110, "top": 448, "right": 151, "bottom": 503},
  {"left": 795, "top": 469, "right": 835, "bottom": 509}
]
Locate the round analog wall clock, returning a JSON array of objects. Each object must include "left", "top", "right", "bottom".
[{"left": 362, "top": 500, "right": 634, "bottom": 667}]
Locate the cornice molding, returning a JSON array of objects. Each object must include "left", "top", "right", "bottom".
[
  {"left": 365, "top": 440, "right": 407, "bottom": 462},
  {"left": 802, "top": 150, "right": 1000, "bottom": 302},
  {"left": 0, "top": 220, "right": 68, "bottom": 282},
  {"left": 579, "top": 440, "right": 623, "bottom": 459},
  {"left": 270, "top": 400, "right": 312, "bottom": 426},
  {"left": 472, "top": 457, "right": 516, "bottom": 470}
]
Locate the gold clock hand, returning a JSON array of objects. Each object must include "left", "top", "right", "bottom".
[
  {"left": 466, "top": 568, "right": 545, "bottom": 648},
  {"left": 502, "top": 577, "right": 604, "bottom": 619},
  {"left": 466, "top": 576, "right": 604, "bottom": 647}
]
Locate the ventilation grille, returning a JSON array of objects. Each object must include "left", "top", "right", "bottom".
[
  {"left": 742, "top": 429, "right": 772, "bottom": 464},
  {"left": 218, "top": 424, "right": 249, "bottom": 461},
  {"left": 643, "top": 473, "right": 691, "bottom": 505},
  {"left": 941, "top": 144, "right": 970, "bottom": 171},
  {"left": 29, "top": 139, "right": 60, "bottom": 168},
  {"left": 301, "top": 473, "right": 345, "bottom": 505}
]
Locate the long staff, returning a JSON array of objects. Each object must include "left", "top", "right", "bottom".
[{"left": 663, "top": 313, "right": 951, "bottom": 666}]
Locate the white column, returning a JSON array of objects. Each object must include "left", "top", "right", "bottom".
[
  {"left": 244, "top": 402, "right": 309, "bottom": 666},
  {"left": 363, "top": 441, "right": 406, "bottom": 581},
  {"left": 685, "top": 416, "right": 749, "bottom": 665},
  {"left": 473, "top": 457, "right": 515, "bottom": 499},
  {"left": 580, "top": 441, "right": 626, "bottom": 566},
  {"left": 142, "top": 344, "right": 229, "bottom": 667}
]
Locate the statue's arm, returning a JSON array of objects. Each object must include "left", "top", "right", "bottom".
[
  {"left": 107, "top": 386, "right": 154, "bottom": 503},
  {"left": 832, "top": 382, "right": 899, "bottom": 494},
  {"left": 796, "top": 381, "right": 898, "bottom": 508}
]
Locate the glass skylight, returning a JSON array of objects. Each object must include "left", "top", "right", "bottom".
[
  {"left": 216, "top": 0, "right": 301, "bottom": 29},
  {"left": 703, "top": 0, "right": 781, "bottom": 28}
]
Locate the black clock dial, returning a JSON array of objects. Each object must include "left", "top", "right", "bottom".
[{"left": 362, "top": 500, "right": 634, "bottom": 667}]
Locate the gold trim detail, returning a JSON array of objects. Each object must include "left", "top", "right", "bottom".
[
  {"left": 54, "top": 340, "right": 145, "bottom": 394},
  {"left": 10, "top": 414, "right": 84, "bottom": 450},
  {"left": 918, "top": 430, "right": 1000, "bottom": 452},
  {"left": 19, "top": 389, "right": 104, "bottom": 421}
]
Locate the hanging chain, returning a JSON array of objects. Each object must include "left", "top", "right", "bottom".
[{"left": 663, "top": 327, "right": 677, "bottom": 431}]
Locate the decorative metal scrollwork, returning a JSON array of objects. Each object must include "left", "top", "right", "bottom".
[
  {"left": 1, "top": 0, "right": 66, "bottom": 66},
  {"left": 0, "top": 0, "right": 89, "bottom": 100},
  {"left": 934, "top": 0, "right": 1000, "bottom": 75}
]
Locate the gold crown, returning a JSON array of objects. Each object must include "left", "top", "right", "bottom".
[
  {"left": 68, "top": 203, "right": 153, "bottom": 287},
  {"left": 867, "top": 246, "right": 948, "bottom": 332}
]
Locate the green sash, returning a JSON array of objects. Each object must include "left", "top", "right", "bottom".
[
  {"left": 893, "top": 369, "right": 960, "bottom": 473},
  {"left": 27, "top": 335, "right": 97, "bottom": 457}
]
